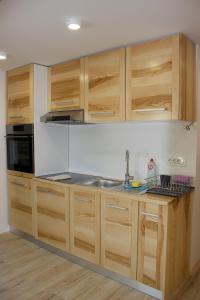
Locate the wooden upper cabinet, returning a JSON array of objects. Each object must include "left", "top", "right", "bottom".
[
  {"left": 126, "top": 34, "right": 196, "bottom": 121},
  {"left": 48, "top": 59, "right": 85, "bottom": 111},
  {"left": 34, "top": 180, "right": 69, "bottom": 251},
  {"left": 8, "top": 175, "right": 33, "bottom": 235},
  {"left": 7, "top": 64, "right": 33, "bottom": 124},
  {"left": 101, "top": 192, "right": 138, "bottom": 278},
  {"left": 137, "top": 201, "right": 167, "bottom": 290},
  {"left": 84, "top": 48, "right": 125, "bottom": 122},
  {"left": 70, "top": 186, "right": 101, "bottom": 264}
]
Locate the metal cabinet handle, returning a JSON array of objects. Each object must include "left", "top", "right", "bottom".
[
  {"left": 9, "top": 116, "right": 25, "bottom": 119},
  {"left": 37, "top": 187, "right": 64, "bottom": 197},
  {"left": 5, "top": 135, "right": 33, "bottom": 139},
  {"left": 53, "top": 99, "right": 75, "bottom": 106},
  {"left": 89, "top": 111, "right": 115, "bottom": 116},
  {"left": 10, "top": 181, "right": 28, "bottom": 189},
  {"left": 74, "top": 197, "right": 90, "bottom": 203},
  {"left": 141, "top": 212, "right": 160, "bottom": 219},
  {"left": 105, "top": 204, "right": 128, "bottom": 211},
  {"left": 132, "top": 108, "right": 167, "bottom": 113}
]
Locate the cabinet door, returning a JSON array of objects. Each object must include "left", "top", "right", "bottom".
[
  {"left": 101, "top": 192, "right": 138, "bottom": 278},
  {"left": 85, "top": 48, "right": 125, "bottom": 122},
  {"left": 70, "top": 187, "right": 101, "bottom": 264},
  {"left": 7, "top": 65, "right": 33, "bottom": 124},
  {"left": 49, "top": 59, "right": 85, "bottom": 111},
  {"left": 137, "top": 202, "right": 168, "bottom": 290},
  {"left": 126, "top": 35, "right": 180, "bottom": 121},
  {"left": 34, "top": 181, "right": 69, "bottom": 251},
  {"left": 8, "top": 175, "right": 33, "bottom": 235}
]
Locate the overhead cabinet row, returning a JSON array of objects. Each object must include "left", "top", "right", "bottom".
[
  {"left": 7, "top": 34, "right": 195, "bottom": 124},
  {"left": 49, "top": 34, "right": 196, "bottom": 122}
]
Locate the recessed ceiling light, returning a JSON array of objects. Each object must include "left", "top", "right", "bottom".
[
  {"left": 66, "top": 18, "right": 81, "bottom": 30},
  {"left": 0, "top": 52, "right": 7, "bottom": 60}
]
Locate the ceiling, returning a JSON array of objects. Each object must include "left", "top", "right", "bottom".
[{"left": 0, "top": 0, "right": 200, "bottom": 70}]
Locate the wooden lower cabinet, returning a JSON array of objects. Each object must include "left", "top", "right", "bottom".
[
  {"left": 8, "top": 175, "right": 33, "bottom": 235},
  {"left": 137, "top": 196, "right": 191, "bottom": 300},
  {"left": 101, "top": 192, "right": 138, "bottom": 278},
  {"left": 137, "top": 202, "right": 167, "bottom": 290},
  {"left": 8, "top": 177, "right": 191, "bottom": 300},
  {"left": 34, "top": 180, "right": 69, "bottom": 251},
  {"left": 70, "top": 186, "right": 101, "bottom": 264}
]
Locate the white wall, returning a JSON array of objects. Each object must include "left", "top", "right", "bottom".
[
  {"left": 190, "top": 45, "right": 200, "bottom": 271},
  {"left": 34, "top": 64, "right": 69, "bottom": 176},
  {"left": 69, "top": 121, "right": 196, "bottom": 181},
  {"left": 0, "top": 71, "right": 8, "bottom": 233}
]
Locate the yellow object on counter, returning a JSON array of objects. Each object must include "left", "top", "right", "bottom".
[{"left": 131, "top": 181, "right": 142, "bottom": 188}]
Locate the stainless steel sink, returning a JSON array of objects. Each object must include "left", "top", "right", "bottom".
[{"left": 80, "top": 178, "right": 123, "bottom": 188}]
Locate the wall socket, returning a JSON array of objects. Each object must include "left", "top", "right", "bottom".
[{"left": 168, "top": 156, "right": 186, "bottom": 167}]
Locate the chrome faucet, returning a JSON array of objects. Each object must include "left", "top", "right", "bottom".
[{"left": 125, "top": 150, "right": 134, "bottom": 185}]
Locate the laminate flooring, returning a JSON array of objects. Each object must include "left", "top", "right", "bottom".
[{"left": 0, "top": 233, "right": 199, "bottom": 300}]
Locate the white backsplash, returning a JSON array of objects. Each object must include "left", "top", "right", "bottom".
[{"left": 68, "top": 121, "right": 197, "bottom": 181}]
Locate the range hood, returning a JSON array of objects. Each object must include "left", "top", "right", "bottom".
[{"left": 40, "top": 109, "right": 87, "bottom": 125}]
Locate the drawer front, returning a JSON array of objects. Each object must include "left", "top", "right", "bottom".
[
  {"left": 35, "top": 181, "right": 69, "bottom": 251},
  {"left": 70, "top": 187, "right": 101, "bottom": 264},
  {"left": 8, "top": 175, "right": 33, "bottom": 235},
  {"left": 101, "top": 192, "right": 138, "bottom": 278},
  {"left": 137, "top": 202, "right": 167, "bottom": 290}
]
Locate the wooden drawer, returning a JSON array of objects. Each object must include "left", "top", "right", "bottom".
[
  {"left": 34, "top": 181, "right": 69, "bottom": 251},
  {"left": 101, "top": 192, "right": 138, "bottom": 278},
  {"left": 70, "top": 186, "right": 101, "bottom": 264},
  {"left": 8, "top": 175, "right": 33, "bottom": 235}
]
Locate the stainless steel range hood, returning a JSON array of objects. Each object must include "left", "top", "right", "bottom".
[{"left": 40, "top": 109, "right": 87, "bottom": 125}]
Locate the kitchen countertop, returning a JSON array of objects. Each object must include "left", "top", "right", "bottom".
[{"left": 35, "top": 172, "right": 179, "bottom": 205}]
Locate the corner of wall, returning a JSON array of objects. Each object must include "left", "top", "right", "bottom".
[
  {"left": 0, "top": 70, "right": 9, "bottom": 233},
  {"left": 189, "top": 44, "right": 200, "bottom": 272}
]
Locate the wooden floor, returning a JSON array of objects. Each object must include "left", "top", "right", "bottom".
[{"left": 0, "top": 234, "right": 199, "bottom": 300}]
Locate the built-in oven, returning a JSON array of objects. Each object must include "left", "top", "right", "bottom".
[{"left": 6, "top": 124, "right": 34, "bottom": 174}]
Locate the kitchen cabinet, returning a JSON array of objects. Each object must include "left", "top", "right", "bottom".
[
  {"left": 34, "top": 180, "right": 69, "bottom": 251},
  {"left": 48, "top": 59, "right": 85, "bottom": 111},
  {"left": 84, "top": 48, "right": 125, "bottom": 123},
  {"left": 137, "top": 201, "right": 167, "bottom": 290},
  {"left": 126, "top": 34, "right": 196, "bottom": 121},
  {"left": 101, "top": 192, "right": 138, "bottom": 278},
  {"left": 7, "top": 64, "right": 34, "bottom": 124},
  {"left": 8, "top": 174, "right": 33, "bottom": 235},
  {"left": 70, "top": 186, "right": 101, "bottom": 264},
  {"left": 9, "top": 175, "right": 191, "bottom": 300},
  {"left": 137, "top": 195, "right": 191, "bottom": 300}
]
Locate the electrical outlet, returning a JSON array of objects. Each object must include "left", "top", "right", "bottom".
[{"left": 168, "top": 157, "right": 186, "bottom": 167}]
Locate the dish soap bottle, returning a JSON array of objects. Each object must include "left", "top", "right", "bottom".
[{"left": 147, "top": 158, "right": 157, "bottom": 186}]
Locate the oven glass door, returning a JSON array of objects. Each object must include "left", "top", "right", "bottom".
[{"left": 6, "top": 135, "right": 34, "bottom": 173}]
